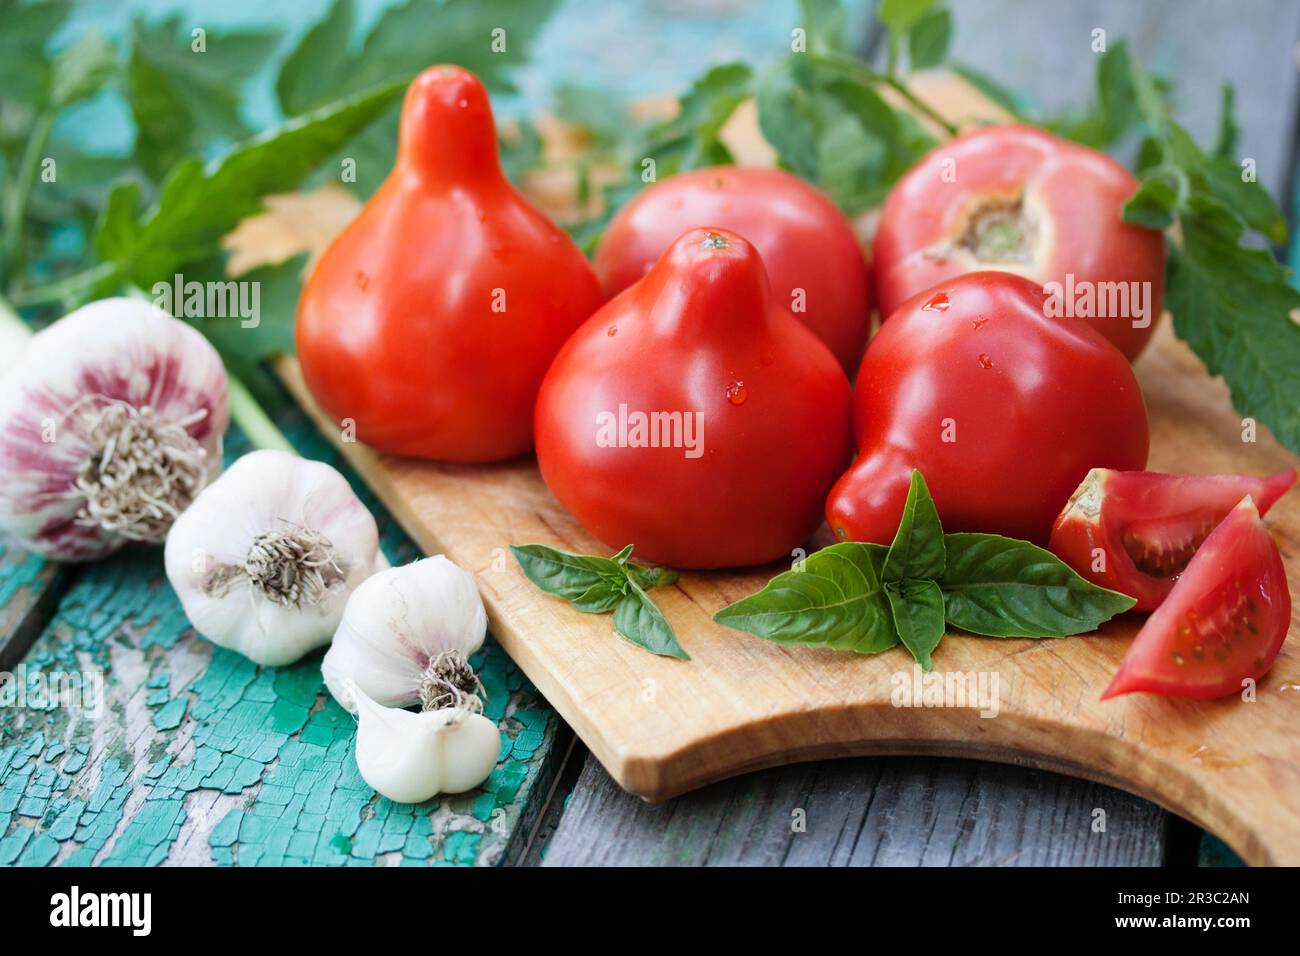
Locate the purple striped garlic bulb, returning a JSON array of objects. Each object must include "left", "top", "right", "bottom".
[{"left": 0, "top": 298, "right": 228, "bottom": 561}]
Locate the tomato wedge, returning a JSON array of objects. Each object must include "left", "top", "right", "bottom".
[
  {"left": 1102, "top": 497, "right": 1291, "bottom": 700},
  {"left": 1049, "top": 468, "right": 1295, "bottom": 610}
]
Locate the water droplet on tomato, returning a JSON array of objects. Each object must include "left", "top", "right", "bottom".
[
  {"left": 355, "top": 271, "right": 369, "bottom": 290},
  {"left": 977, "top": 352, "right": 994, "bottom": 369},
  {"left": 458, "top": 98, "right": 469, "bottom": 109},
  {"left": 1171, "top": 651, "right": 1186, "bottom": 666},
  {"left": 922, "top": 292, "right": 950, "bottom": 312},
  {"left": 971, "top": 315, "right": 988, "bottom": 330},
  {"left": 725, "top": 381, "right": 747, "bottom": 405},
  {"left": 607, "top": 325, "right": 618, "bottom": 337}
]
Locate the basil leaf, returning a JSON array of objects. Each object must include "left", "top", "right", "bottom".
[
  {"left": 510, "top": 544, "right": 627, "bottom": 603},
  {"left": 714, "top": 542, "right": 897, "bottom": 653},
  {"left": 629, "top": 564, "right": 679, "bottom": 590},
  {"left": 939, "top": 533, "right": 1135, "bottom": 638},
  {"left": 613, "top": 583, "right": 689, "bottom": 660},
  {"left": 512, "top": 544, "right": 684, "bottom": 658},
  {"left": 883, "top": 470, "right": 945, "bottom": 583},
  {"left": 886, "top": 579, "right": 946, "bottom": 671}
]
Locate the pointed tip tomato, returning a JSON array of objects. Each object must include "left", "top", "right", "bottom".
[
  {"left": 1050, "top": 467, "right": 1296, "bottom": 610},
  {"left": 296, "top": 65, "right": 602, "bottom": 463},
  {"left": 1102, "top": 496, "right": 1291, "bottom": 700}
]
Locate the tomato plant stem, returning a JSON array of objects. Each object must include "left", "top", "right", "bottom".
[
  {"left": 0, "top": 112, "right": 55, "bottom": 292},
  {"left": 8, "top": 262, "right": 121, "bottom": 309},
  {"left": 227, "top": 373, "right": 295, "bottom": 453}
]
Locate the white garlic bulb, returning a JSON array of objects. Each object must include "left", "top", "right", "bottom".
[
  {"left": 164, "top": 449, "right": 385, "bottom": 666},
  {"left": 322, "top": 556, "right": 487, "bottom": 712},
  {"left": 0, "top": 298, "right": 228, "bottom": 561},
  {"left": 347, "top": 679, "right": 500, "bottom": 803}
]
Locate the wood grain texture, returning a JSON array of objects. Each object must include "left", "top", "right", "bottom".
[
  {"left": 542, "top": 753, "right": 1167, "bottom": 866},
  {"left": 0, "top": 545, "right": 69, "bottom": 673},
  {"left": 277, "top": 322, "right": 1300, "bottom": 866}
]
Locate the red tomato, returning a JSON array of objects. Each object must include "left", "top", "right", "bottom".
[
  {"left": 826, "top": 272, "right": 1149, "bottom": 545},
  {"left": 296, "top": 66, "right": 602, "bottom": 462},
  {"left": 1050, "top": 468, "right": 1297, "bottom": 610},
  {"left": 1103, "top": 497, "right": 1291, "bottom": 699},
  {"left": 595, "top": 167, "right": 871, "bottom": 371},
  {"left": 873, "top": 125, "right": 1165, "bottom": 360},
  {"left": 536, "top": 227, "right": 852, "bottom": 569}
]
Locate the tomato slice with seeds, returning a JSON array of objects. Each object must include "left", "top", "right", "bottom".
[
  {"left": 1102, "top": 497, "right": 1291, "bottom": 700},
  {"left": 1049, "top": 468, "right": 1295, "bottom": 610}
]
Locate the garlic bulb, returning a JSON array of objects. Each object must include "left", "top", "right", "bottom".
[
  {"left": 347, "top": 679, "right": 500, "bottom": 803},
  {"left": 322, "top": 556, "right": 487, "bottom": 712},
  {"left": 164, "top": 449, "right": 385, "bottom": 666},
  {"left": 0, "top": 298, "right": 228, "bottom": 561}
]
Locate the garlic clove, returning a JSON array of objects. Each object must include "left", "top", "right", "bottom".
[
  {"left": 347, "top": 679, "right": 500, "bottom": 803},
  {"left": 165, "top": 449, "right": 382, "bottom": 667},
  {"left": 322, "top": 555, "right": 487, "bottom": 712}
]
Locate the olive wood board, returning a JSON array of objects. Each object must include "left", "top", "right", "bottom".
[{"left": 262, "top": 75, "right": 1300, "bottom": 866}]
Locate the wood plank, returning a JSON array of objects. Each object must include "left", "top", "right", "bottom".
[
  {"left": 0, "top": 545, "right": 69, "bottom": 674},
  {"left": 0, "top": 406, "right": 562, "bottom": 866},
  {"left": 543, "top": 752, "right": 1166, "bottom": 867}
]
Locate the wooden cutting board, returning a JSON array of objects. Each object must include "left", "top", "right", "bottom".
[{"left": 256, "top": 77, "right": 1300, "bottom": 865}]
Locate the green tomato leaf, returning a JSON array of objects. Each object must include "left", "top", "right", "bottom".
[
  {"left": 92, "top": 78, "right": 406, "bottom": 291},
  {"left": 1199, "top": 156, "right": 1287, "bottom": 246},
  {"left": 0, "top": 0, "right": 72, "bottom": 107},
  {"left": 1122, "top": 173, "right": 1178, "bottom": 231},
  {"left": 878, "top": 0, "right": 940, "bottom": 38},
  {"left": 939, "top": 533, "right": 1135, "bottom": 638},
  {"left": 886, "top": 579, "right": 946, "bottom": 671},
  {"left": 883, "top": 470, "right": 945, "bottom": 584},
  {"left": 127, "top": 16, "right": 283, "bottom": 182},
  {"left": 275, "top": 0, "right": 356, "bottom": 116},
  {"left": 49, "top": 30, "right": 117, "bottom": 108},
  {"left": 1165, "top": 193, "right": 1300, "bottom": 452},
  {"left": 908, "top": 7, "right": 951, "bottom": 69},
  {"left": 796, "top": 0, "right": 848, "bottom": 55},
  {"left": 714, "top": 542, "right": 897, "bottom": 653},
  {"left": 1211, "top": 84, "right": 1239, "bottom": 159},
  {"left": 613, "top": 582, "right": 689, "bottom": 660},
  {"left": 757, "top": 53, "right": 935, "bottom": 214}
]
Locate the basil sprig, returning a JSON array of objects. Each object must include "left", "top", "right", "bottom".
[
  {"left": 715, "top": 471, "right": 1135, "bottom": 671},
  {"left": 510, "top": 544, "right": 688, "bottom": 660}
]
